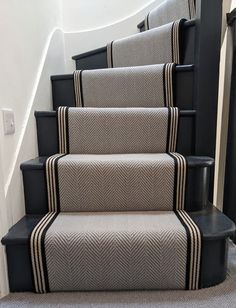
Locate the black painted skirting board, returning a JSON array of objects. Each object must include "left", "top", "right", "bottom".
[{"left": 1, "top": 206, "right": 235, "bottom": 292}]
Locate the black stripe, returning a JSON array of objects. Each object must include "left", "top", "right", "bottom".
[
  {"left": 168, "top": 153, "right": 178, "bottom": 210},
  {"left": 29, "top": 223, "right": 41, "bottom": 293},
  {"left": 73, "top": 72, "right": 77, "bottom": 107},
  {"left": 43, "top": 158, "right": 50, "bottom": 212},
  {"left": 54, "top": 154, "right": 67, "bottom": 212},
  {"left": 187, "top": 0, "right": 191, "bottom": 18},
  {"left": 110, "top": 41, "right": 114, "bottom": 68},
  {"left": 163, "top": 64, "right": 167, "bottom": 107},
  {"left": 79, "top": 71, "right": 84, "bottom": 107},
  {"left": 178, "top": 19, "right": 186, "bottom": 65},
  {"left": 175, "top": 108, "right": 180, "bottom": 152},
  {"left": 40, "top": 213, "right": 59, "bottom": 292},
  {"left": 65, "top": 107, "right": 70, "bottom": 153},
  {"left": 189, "top": 214, "right": 203, "bottom": 289},
  {"left": 56, "top": 108, "right": 61, "bottom": 153},
  {"left": 175, "top": 210, "right": 191, "bottom": 290},
  {"left": 171, "top": 22, "right": 175, "bottom": 62},
  {"left": 166, "top": 108, "right": 171, "bottom": 152},
  {"left": 172, "top": 64, "right": 176, "bottom": 107},
  {"left": 146, "top": 12, "right": 150, "bottom": 30}
]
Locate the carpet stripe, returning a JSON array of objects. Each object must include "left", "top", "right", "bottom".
[{"left": 176, "top": 210, "right": 202, "bottom": 290}]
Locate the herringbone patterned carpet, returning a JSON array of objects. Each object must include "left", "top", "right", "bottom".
[{"left": 0, "top": 242, "right": 235, "bottom": 307}]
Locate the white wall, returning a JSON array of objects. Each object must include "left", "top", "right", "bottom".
[
  {"left": 0, "top": 0, "right": 66, "bottom": 295},
  {"left": 62, "top": 0, "right": 162, "bottom": 32},
  {"left": 0, "top": 0, "right": 161, "bottom": 295}
]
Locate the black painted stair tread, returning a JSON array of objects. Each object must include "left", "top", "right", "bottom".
[
  {"left": 1, "top": 206, "right": 235, "bottom": 292},
  {"left": 20, "top": 155, "right": 214, "bottom": 170},
  {"left": 51, "top": 64, "right": 194, "bottom": 110},
  {"left": 2, "top": 206, "right": 234, "bottom": 246},
  {"left": 21, "top": 155, "right": 213, "bottom": 215}
]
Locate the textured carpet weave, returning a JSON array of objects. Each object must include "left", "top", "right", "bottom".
[
  {"left": 145, "top": 0, "right": 195, "bottom": 30},
  {"left": 1, "top": 243, "right": 235, "bottom": 307},
  {"left": 30, "top": 211, "right": 201, "bottom": 293},
  {"left": 45, "top": 212, "right": 188, "bottom": 291},
  {"left": 57, "top": 107, "right": 179, "bottom": 154},
  {"left": 50, "top": 153, "right": 177, "bottom": 212},
  {"left": 107, "top": 20, "right": 183, "bottom": 68},
  {"left": 46, "top": 153, "right": 186, "bottom": 213},
  {"left": 30, "top": 148, "right": 199, "bottom": 294},
  {"left": 73, "top": 64, "right": 175, "bottom": 108}
]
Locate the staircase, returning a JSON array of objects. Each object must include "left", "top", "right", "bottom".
[{"left": 2, "top": 0, "right": 235, "bottom": 293}]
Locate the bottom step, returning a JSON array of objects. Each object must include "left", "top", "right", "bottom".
[{"left": 2, "top": 206, "right": 235, "bottom": 292}]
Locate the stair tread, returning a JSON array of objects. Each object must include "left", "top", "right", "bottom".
[
  {"left": 2, "top": 206, "right": 235, "bottom": 246},
  {"left": 50, "top": 64, "right": 195, "bottom": 80},
  {"left": 20, "top": 155, "right": 214, "bottom": 171}
]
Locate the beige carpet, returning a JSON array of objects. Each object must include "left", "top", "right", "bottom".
[{"left": 1, "top": 242, "right": 236, "bottom": 308}]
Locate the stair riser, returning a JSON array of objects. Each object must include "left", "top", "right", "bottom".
[
  {"left": 35, "top": 112, "right": 196, "bottom": 157},
  {"left": 51, "top": 69, "right": 194, "bottom": 111},
  {"left": 4, "top": 237, "right": 228, "bottom": 292},
  {"left": 22, "top": 158, "right": 211, "bottom": 215},
  {"left": 22, "top": 169, "right": 48, "bottom": 215},
  {"left": 73, "top": 24, "right": 195, "bottom": 70},
  {"left": 6, "top": 245, "right": 34, "bottom": 292}
]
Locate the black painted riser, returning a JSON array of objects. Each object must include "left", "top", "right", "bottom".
[
  {"left": 72, "top": 23, "right": 195, "bottom": 70},
  {"left": 3, "top": 208, "right": 234, "bottom": 292},
  {"left": 51, "top": 67, "right": 194, "bottom": 111},
  {"left": 35, "top": 111, "right": 197, "bottom": 157},
  {"left": 21, "top": 156, "right": 213, "bottom": 215}
]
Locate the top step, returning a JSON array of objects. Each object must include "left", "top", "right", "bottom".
[
  {"left": 72, "top": 20, "right": 195, "bottom": 70},
  {"left": 138, "top": 0, "right": 195, "bottom": 32}
]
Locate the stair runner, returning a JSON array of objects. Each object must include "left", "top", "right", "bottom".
[
  {"left": 145, "top": 0, "right": 195, "bottom": 30},
  {"left": 73, "top": 64, "right": 175, "bottom": 108},
  {"left": 30, "top": 107, "right": 202, "bottom": 293},
  {"left": 2, "top": 0, "right": 234, "bottom": 295},
  {"left": 107, "top": 19, "right": 184, "bottom": 67}
]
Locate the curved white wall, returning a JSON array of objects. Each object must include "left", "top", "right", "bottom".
[
  {"left": 0, "top": 1, "right": 66, "bottom": 295},
  {"left": 62, "top": 0, "right": 162, "bottom": 32},
  {"left": 62, "top": 0, "right": 163, "bottom": 72}
]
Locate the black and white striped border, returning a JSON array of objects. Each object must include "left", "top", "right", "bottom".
[
  {"left": 176, "top": 210, "right": 202, "bottom": 290},
  {"left": 31, "top": 154, "right": 65, "bottom": 293},
  {"left": 169, "top": 152, "right": 186, "bottom": 210},
  {"left": 45, "top": 154, "right": 65, "bottom": 212},
  {"left": 167, "top": 107, "right": 179, "bottom": 152},
  {"left": 30, "top": 212, "right": 58, "bottom": 293},
  {"left": 57, "top": 107, "right": 69, "bottom": 154},
  {"left": 73, "top": 70, "right": 84, "bottom": 107},
  {"left": 164, "top": 63, "right": 175, "bottom": 107},
  {"left": 171, "top": 20, "right": 181, "bottom": 64},
  {"left": 107, "top": 41, "right": 114, "bottom": 68},
  {"left": 108, "top": 20, "right": 181, "bottom": 66}
]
